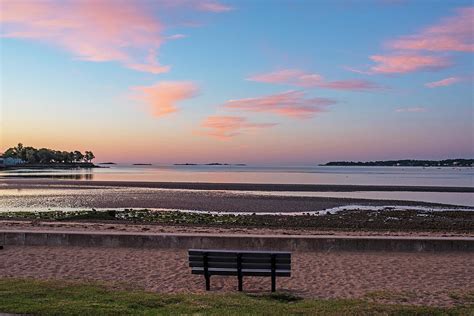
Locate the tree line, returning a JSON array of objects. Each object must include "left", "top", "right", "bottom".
[
  {"left": 2, "top": 143, "right": 95, "bottom": 164},
  {"left": 323, "top": 159, "right": 474, "bottom": 167}
]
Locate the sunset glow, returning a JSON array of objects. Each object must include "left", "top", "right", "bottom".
[{"left": 1, "top": 0, "right": 473, "bottom": 164}]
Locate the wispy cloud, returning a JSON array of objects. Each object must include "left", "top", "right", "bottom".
[
  {"left": 360, "top": 7, "right": 473, "bottom": 75},
  {"left": 317, "top": 79, "right": 381, "bottom": 90},
  {"left": 248, "top": 69, "right": 309, "bottom": 84},
  {"left": 0, "top": 0, "right": 170, "bottom": 73},
  {"left": 425, "top": 77, "right": 461, "bottom": 88},
  {"left": 389, "top": 7, "right": 474, "bottom": 52},
  {"left": 343, "top": 67, "right": 374, "bottom": 75},
  {"left": 0, "top": 0, "right": 232, "bottom": 74},
  {"left": 395, "top": 107, "right": 427, "bottom": 113},
  {"left": 166, "top": 34, "right": 187, "bottom": 40},
  {"left": 200, "top": 116, "right": 276, "bottom": 139},
  {"left": 198, "top": 1, "right": 233, "bottom": 12},
  {"left": 369, "top": 54, "right": 450, "bottom": 74},
  {"left": 248, "top": 69, "right": 380, "bottom": 91},
  {"left": 224, "top": 90, "right": 336, "bottom": 119},
  {"left": 132, "top": 81, "right": 198, "bottom": 117}
]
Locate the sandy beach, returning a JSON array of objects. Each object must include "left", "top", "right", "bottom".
[
  {"left": 1, "top": 246, "right": 472, "bottom": 307},
  {"left": 2, "top": 179, "right": 472, "bottom": 213},
  {"left": 1, "top": 178, "right": 473, "bottom": 308}
]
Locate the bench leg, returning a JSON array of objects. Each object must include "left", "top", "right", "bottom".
[
  {"left": 271, "top": 254, "right": 276, "bottom": 292},
  {"left": 238, "top": 275, "right": 243, "bottom": 291},
  {"left": 205, "top": 275, "right": 210, "bottom": 291}
]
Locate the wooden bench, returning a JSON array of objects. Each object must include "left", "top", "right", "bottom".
[{"left": 188, "top": 249, "right": 291, "bottom": 292}]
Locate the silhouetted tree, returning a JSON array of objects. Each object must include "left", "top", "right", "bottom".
[
  {"left": 73, "top": 151, "right": 84, "bottom": 162},
  {"left": 1, "top": 144, "right": 93, "bottom": 165},
  {"left": 84, "top": 151, "right": 95, "bottom": 163}
]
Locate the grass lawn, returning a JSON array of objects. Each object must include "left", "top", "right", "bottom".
[{"left": 0, "top": 278, "right": 472, "bottom": 315}]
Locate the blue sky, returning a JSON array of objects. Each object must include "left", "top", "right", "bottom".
[{"left": 1, "top": 0, "right": 473, "bottom": 164}]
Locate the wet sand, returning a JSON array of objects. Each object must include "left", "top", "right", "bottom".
[
  {"left": 1, "top": 180, "right": 469, "bottom": 213},
  {"left": 2, "top": 178, "right": 473, "bottom": 192},
  {"left": 1, "top": 246, "right": 472, "bottom": 307}
]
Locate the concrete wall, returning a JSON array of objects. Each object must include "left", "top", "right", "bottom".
[{"left": 1, "top": 230, "right": 473, "bottom": 252}]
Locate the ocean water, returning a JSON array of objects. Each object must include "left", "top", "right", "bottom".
[
  {"left": 1, "top": 165, "right": 473, "bottom": 208},
  {"left": 1, "top": 164, "right": 473, "bottom": 187}
]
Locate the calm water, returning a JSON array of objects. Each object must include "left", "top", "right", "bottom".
[
  {"left": 1, "top": 164, "right": 473, "bottom": 187},
  {"left": 1, "top": 165, "right": 474, "bottom": 208}
]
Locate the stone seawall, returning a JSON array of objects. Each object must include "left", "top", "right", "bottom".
[{"left": 1, "top": 230, "right": 473, "bottom": 252}]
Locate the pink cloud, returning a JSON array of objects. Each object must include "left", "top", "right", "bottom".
[
  {"left": 343, "top": 66, "right": 374, "bottom": 75},
  {"left": 369, "top": 54, "right": 450, "bottom": 74},
  {"left": 224, "top": 90, "right": 336, "bottom": 119},
  {"left": 389, "top": 7, "right": 474, "bottom": 52},
  {"left": 358, "top": 7, "right": 473, "bottom": 75},
  {"left": 395, "top": 107, "right": 427, "bottom": 113},
  {"left": 248, "top": 69, "right": 380, "bottom": 91},
  {"left": 248, "top": 69, "right": 309, "bottom": 84},
  {"left": 166, "top": 34, "right": 187, "bottom": 40},
  {"left": 198, "top": 1, "right": 233, "bottom": 12},
  {"left": 317, "top": 80, "right": 381, "bottom": 90},
  {"left": 132, "top": 81, "right": 198, "bottom": 117},
  {"left": 425, "top": 77, "right": 461, "bottom": 88},
  {"left": 0, "top": 0, "right": 169, "bottom": 74},
  {"left": 201, "top": 116, "right": 276, "bottom": 139},
  {"left": 0, "top": 0, "right": 231, "bottom": 73}
]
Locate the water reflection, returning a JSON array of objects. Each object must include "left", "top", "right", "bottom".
[
  {"left": 1, "top": 173, "right": 94, "bottom": 180},
  {"left": 0, "top": 165, "right": 472, "bottom": 187}
]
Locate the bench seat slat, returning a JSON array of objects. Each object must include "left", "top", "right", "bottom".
[
  {"left": 190, "top": 261, "right": 290, "bottom": 270},
  {"left": 189, "top": 252, "right": 290, "bottom": 259},
  {"left": 243, "top": 257, "right": 290, "bottom": 264},
  {"left": 242, "top": 263, "right": 290, "bottom": 270},
  {"left": 189, "top": 256, "right": 291, "bottom": 264},
  {"left": 189, "top": 249, "right": 291, "bottom": 255},
  {"left": 191, "top": 267, "right": 291, "bottom": 277},
  {"left": 190, "top": 261, "right": 238, "bottom": 268},
  {"left": 189, "top": 256, "right": 238, "bottom": 263},
  {"left": 189, "top": 252, "right": 291, "bottom": 259}
]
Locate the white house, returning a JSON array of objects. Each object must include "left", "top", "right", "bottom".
[{"left": 0, "top": 157, "right": 25, "bottom": 167}]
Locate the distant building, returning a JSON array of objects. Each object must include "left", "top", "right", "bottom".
[{"left": 0, "top": 157, "right": 25, "bottom": 167}]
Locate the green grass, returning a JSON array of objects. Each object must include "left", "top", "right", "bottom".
[{"left": 0, "top": 278, "right": 472, "bottom": 315}]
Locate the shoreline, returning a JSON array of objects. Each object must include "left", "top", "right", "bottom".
[
  {"left": 1, "top": 179, "right": 472, "bottom": 213},
  {"left": 1, "top": 208, "right": 473, "bottom": 235},
  {"left": 1, "top": 178, "right": 473, "bottom": 192},
  {"left": 0, "top": 188, "right": 469, "bottom": 212},
  {"left": 1, "top": 219, "right": 472, "bottom": 237}
]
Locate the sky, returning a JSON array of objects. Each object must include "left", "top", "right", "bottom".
[{"left": 0, "top": 0, "right": 473, "bottom": 165}]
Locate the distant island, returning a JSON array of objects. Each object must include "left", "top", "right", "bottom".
[
  {"left": 322, "top": 159, "right": 474, "bottom": 167},
  {"left": 98, "top": 162, "right": 116, "bottom": 165},
  {"left": 0, "top": 143, "right": 97, "bottom": 169},
  {"left": 174, "top": 163, "right": 247, "bottom": 166},
  {"left": 133, "top": 163, "right": 152, "bottom": 166}
]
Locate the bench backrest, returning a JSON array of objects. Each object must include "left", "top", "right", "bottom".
[{"left": 188, "top": 249, "right": 291, "bottom": 276}]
